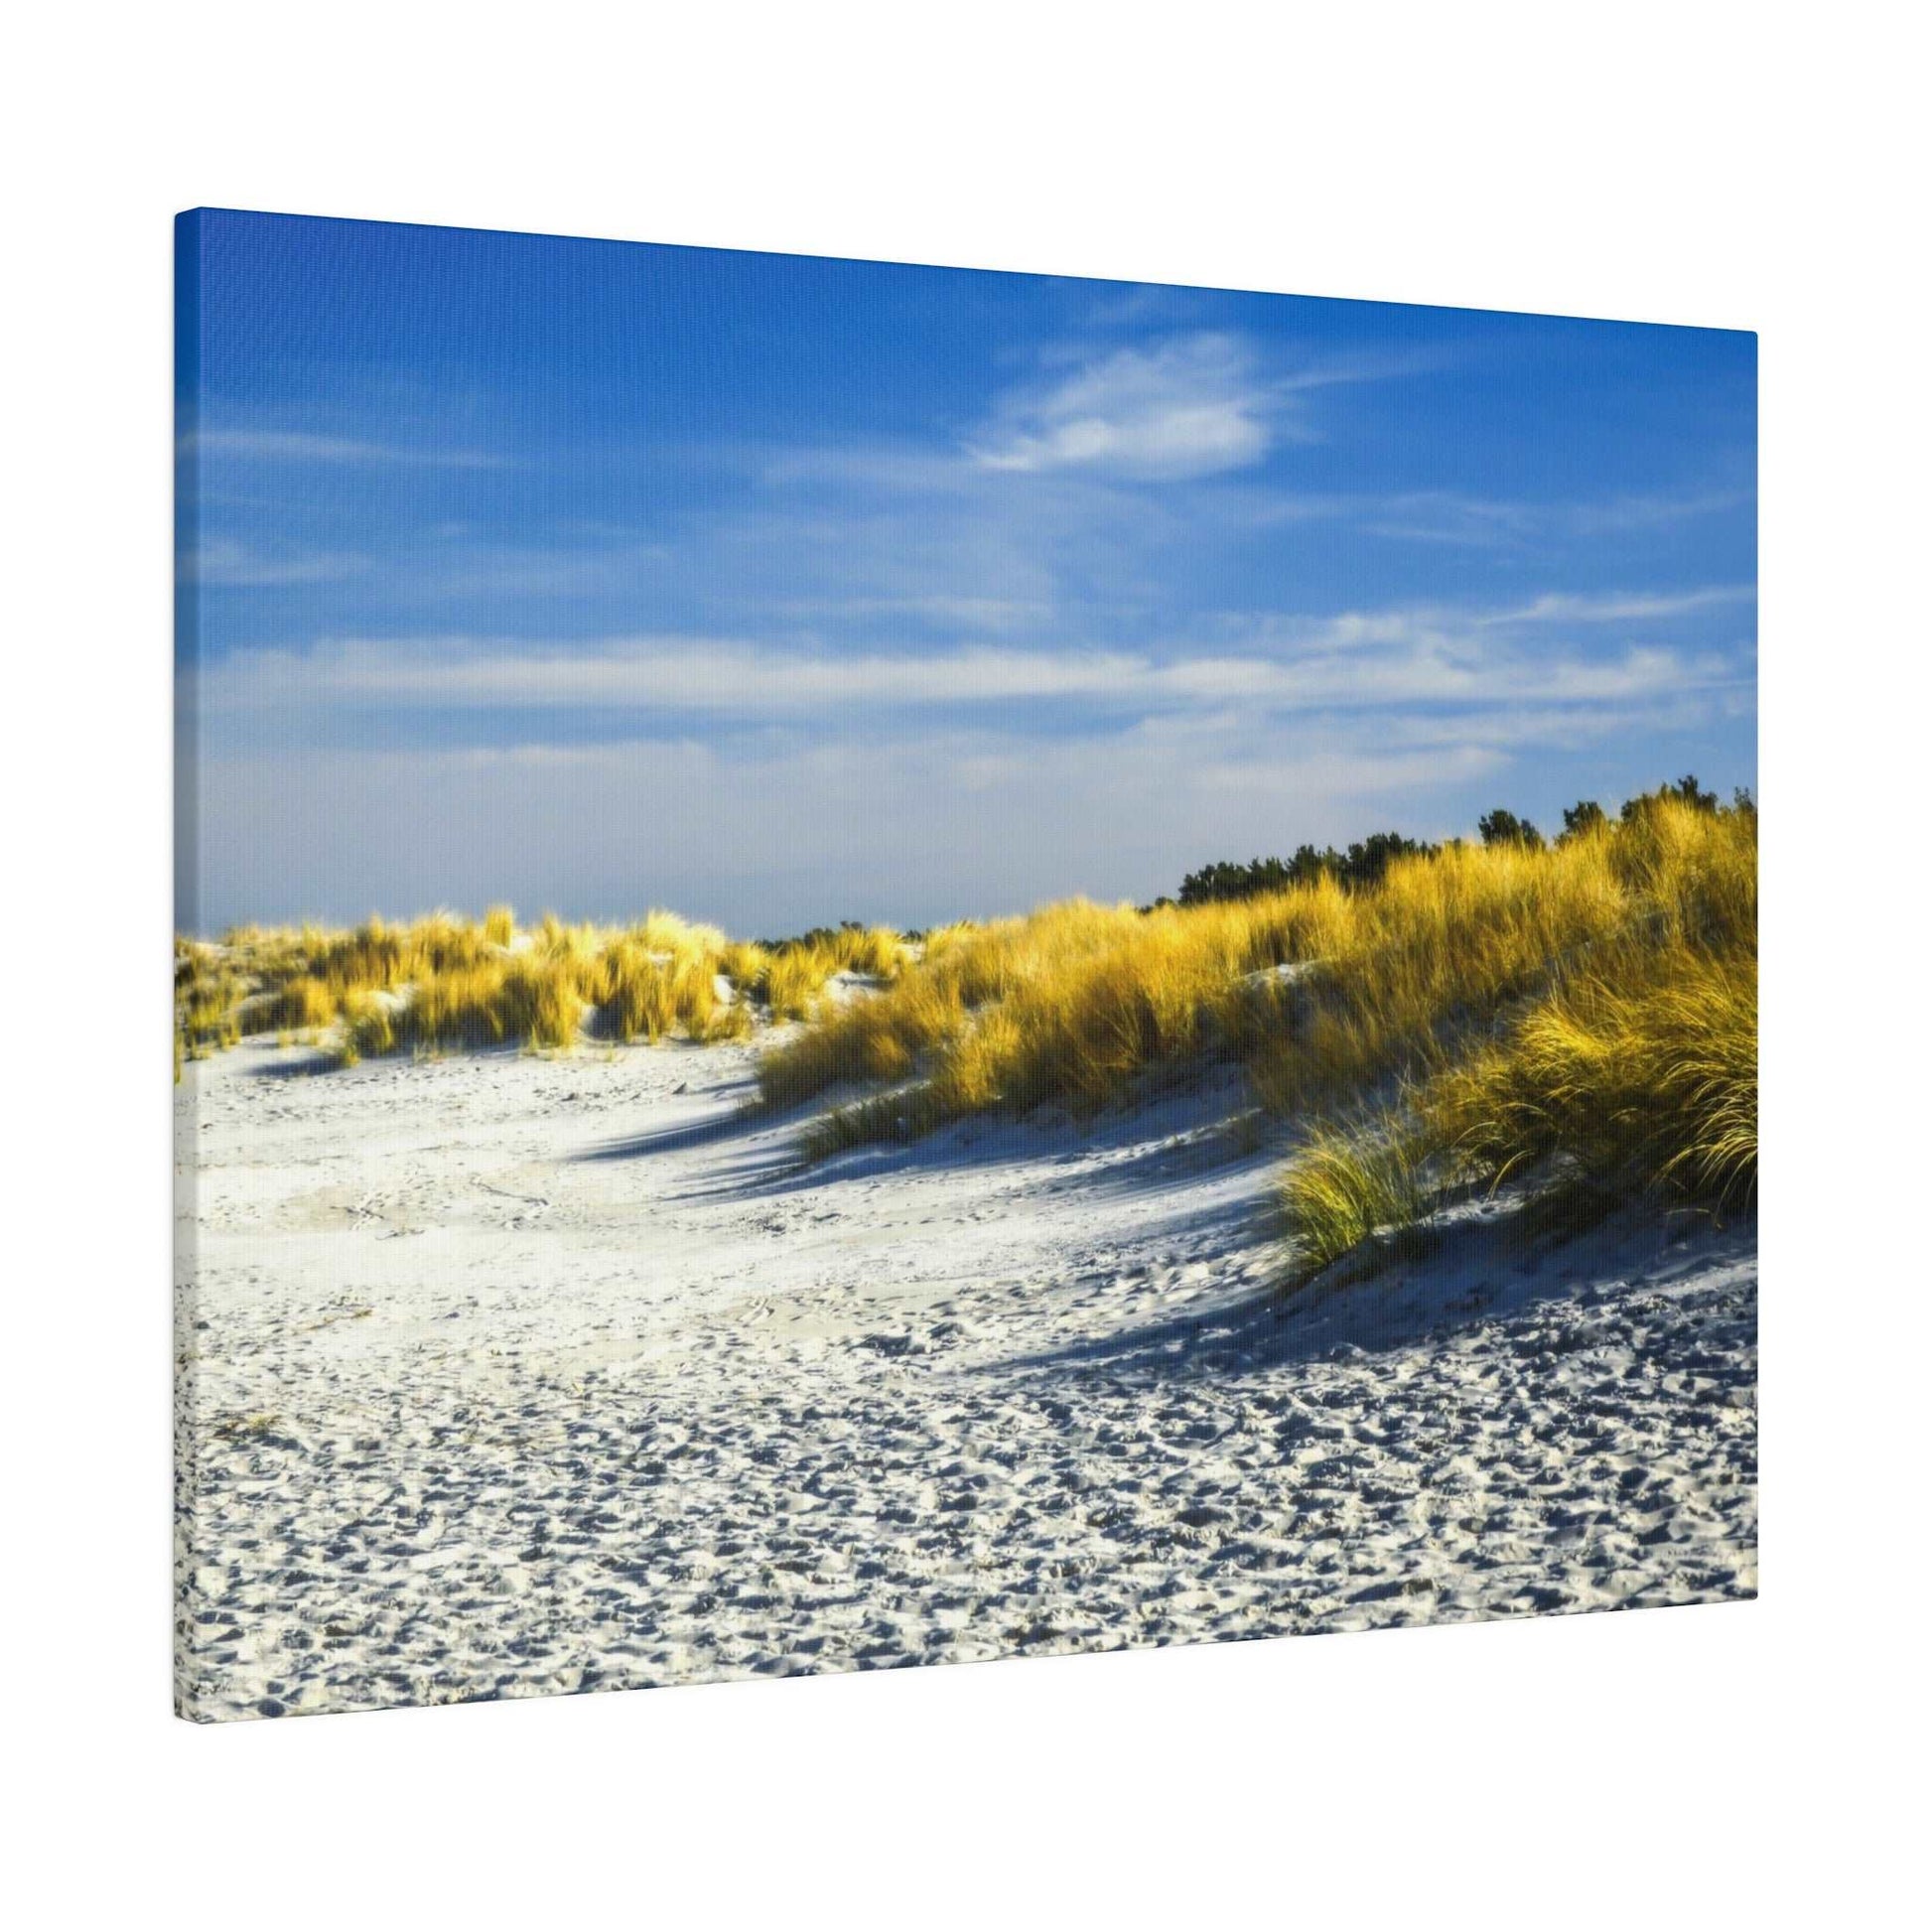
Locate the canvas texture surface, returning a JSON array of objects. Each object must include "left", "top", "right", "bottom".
[{"left": 174, "top": 210, "right": 1757, "bottom": 1722}]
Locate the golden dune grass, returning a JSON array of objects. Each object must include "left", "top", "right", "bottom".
[
  {"left": 1275, "top": 940, "right": 1756, "bottom": 1286},
  {"left": 176, "top": 906, "right": 899, "bottom": 1065},
  {"left": 599, "top": 938, "right": 717, "bottom": 1044},
  {"left": 1418, "top": 942, "right": 1757, "bottom": 1209},
  {"left": 752, "top": 924, "right": 908, "bottom": 1021},
  {"left": 772, "top": 800, "right": 1756, "bottom": 1223},
  {"left": 247, "top": 975, "right": 339, "bottom": 1035},
  {"left": 1273, "top": 1124, "right": 1435, "bottom": 1282},
  {"left": 1271, "top": 803, "right": 1756, "bottom": 1282},
  {"left": 174, "top": 941, "right": 243, "bottom": 1060}
]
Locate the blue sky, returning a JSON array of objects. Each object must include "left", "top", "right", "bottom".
[{"left": 177, "top": 209, "right": 1755, "bottom": 934}]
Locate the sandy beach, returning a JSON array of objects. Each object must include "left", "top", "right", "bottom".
[{"left": 175, "top": 1031, "right": 1756, "bottom": 1721}]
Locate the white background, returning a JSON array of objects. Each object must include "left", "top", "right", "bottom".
[{"left": 3, "top": 3, "right": 1922, "bottom": 1922}]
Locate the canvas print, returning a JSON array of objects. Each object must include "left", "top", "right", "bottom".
[{"left": 174, "top": 210, "right": 1757, "bottom": 1722}]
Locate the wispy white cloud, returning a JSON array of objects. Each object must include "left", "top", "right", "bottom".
[
  {"left": 1483, "top": 586, "right": 1756, "bottom": 624},
  {"left": 200, "top": 595, "right": 1750, "bottom": 725},
  {"left": 762, "top": 594, "right": 1055, "bottom": 634},
  {"left": 1565, "top": 487, "right": 1753, "bottom": 535},
  {"left": 184, "top": 429, "right": 508, "bottom": 468},
  {"left": 183, "top": 537, "right": 367, "bottom": 587},
  {"left": 1354, "top": 491, "right": 1542, "bottom": 547},
  {"left": 1255, "top": 485, "right": 1752, "bottom": 550},
  {"left": 965, "top": 334, "right": 1297, "bottom": 482}
]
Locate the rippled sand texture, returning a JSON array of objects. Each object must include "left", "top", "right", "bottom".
[{"left": 175, "top": 1036, "right": 1756, "bottom": 1721}]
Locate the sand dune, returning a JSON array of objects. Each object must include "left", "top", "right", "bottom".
[{"left": 175, "top": 1035, "right": 1755, "bottom": 1721}]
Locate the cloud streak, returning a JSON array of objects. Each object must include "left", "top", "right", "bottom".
[
  {"left": 199, "top": 595, "right": 1751, "bottom": 729},
  {"left": 183, "top": 429, "right": 508, "bottom": 468},
  {"left": 182, "top": 537, "right": 370, "bottom": 588},
  {"left": 967, "top": 335, "right": 1284, "bottom": 481}
]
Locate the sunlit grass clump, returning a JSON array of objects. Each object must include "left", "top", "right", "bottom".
[
  {"left": 174, "top": 941, "right": 242, "bottom": 1064},
  {"left": 599, "top": 933, "right": 718, "bottom": 1043},
  {"left": 248, "top": 975, "right": 339, "bottom": 1036},
  {"left": 740, "top": 923, "right": 908, "bottom": 1021},
  {"left": 330, "top": 913, "right": 730, "bottom": 1061},
  {"left": 1274, "top": 941, "right": 1756, "bottom": 1288},
  {"left": 174, "top": 903, "right": 899, "bottom": 1069},
  {"left": 1276, "top": 1123, "right": 1437, "bottom": 1283},
  {"left": 340, "top": 959, "right": 584, "bottom": 1059},
  {"left": 1420, "top": 944, "right": 1758, "bottom": 1211},
  {"left": 1268, "top": 802, "right": 1755, "bottom": 1286}
]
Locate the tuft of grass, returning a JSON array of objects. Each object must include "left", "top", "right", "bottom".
[
  {"left": 384, "top": 963, "right": 512, "bottom": 1053},
  {"left": 180, "top": 903, "right": 765, "bottom": 1067},
  {"left": 1419, "top": 944, "right": 1756, "bottom": 1212},
  {"left": 702, "top": 996, "right": 757, "bottom": 1043},
  {"left": 759, "top": 970, "right": 964, "bottom": 1107},
  {"left": 598, "top": 938, "right": 717, "bottom": 1044},
  {"left": 759, "top": 899, "right": 1143, "bottom": 1112},
  {"left": 497, "top": 958, "right": 588, "bottom": 1050},
  {"left": 247, "top": 975, "right": 338, "bottom": 1035},
  {"left": 338, "top": 989, "right": 392, "bottom": 1059},
  {"left": 175, "top": 942, "right": 244, "bottom": 1060},
  {"left": 600, "top": 941, "right": 677, "bottom": 1043},
  {"left": 1271, "top": 866, "right": 1755, "bottom": 1292},
  {"left": 762, "top": 946, "right": 836, "bottom": 1023},
  {"left": 749, "top": 924, "right": 909, "bottom": 1023},
  {"left": 533, "top": 913, "right": 601, "bottom": 978},
  {"left": 719, "top": 938, "right": 772, "bottom": 996},
  {"left": 337, "top": 955, "right": 587, "bottom": 1059},
  {"left": 829, "top": 923, "right": 907, "bottom": 980},
  {"left": 1276, "top": 1123, "right": 1437, "bottom": 1287}
]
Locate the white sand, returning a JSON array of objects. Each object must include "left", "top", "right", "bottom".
[{"left": 175, "top": 1035, "right": 1756, "bottom": 1721}]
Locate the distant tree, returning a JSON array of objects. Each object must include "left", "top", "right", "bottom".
[
  {"left": 1287, "top": 843, "right": 1342, "bottom": 887},
  {"left": 1477, "top": 808, "right": 1544, "bottom": 850},
  {"left": 1339, "top": 831, "right": 1435, "bottom": 887},
  {"left": 1172, "top": 776, "right": 1742, "bottom": 912},
  {"left": 1620, "top": 772, "right": 1720, "bottom": 823},
  {"left": 1560, "top": 799, "right": 1607, "bottom": 841},
  {"left": 1176, "top": 832, "right": 1438, "bottom": 904},
  {"left": 1731, "top": 785, "right": 1756, "bottom": 818},
  {"left": 757, "top": 920, "right": 866, "bottom": 951},
  {"left": 1176, "top": 858, "right": 1296, "bottom": 906}
]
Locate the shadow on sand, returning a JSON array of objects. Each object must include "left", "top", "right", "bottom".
[
  {"left": 238, "top": 1045, "right": 340, "bottom": 1081},
  {"left": 549, "top": 1046, "right": 1750, "bottom": 1386},
  {"left": 991, "top": 1197, "right": 1756, "bottom": 1380},
  {"left": 572, "top": 1067, "right": 1273, "bottom": 1214}
]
